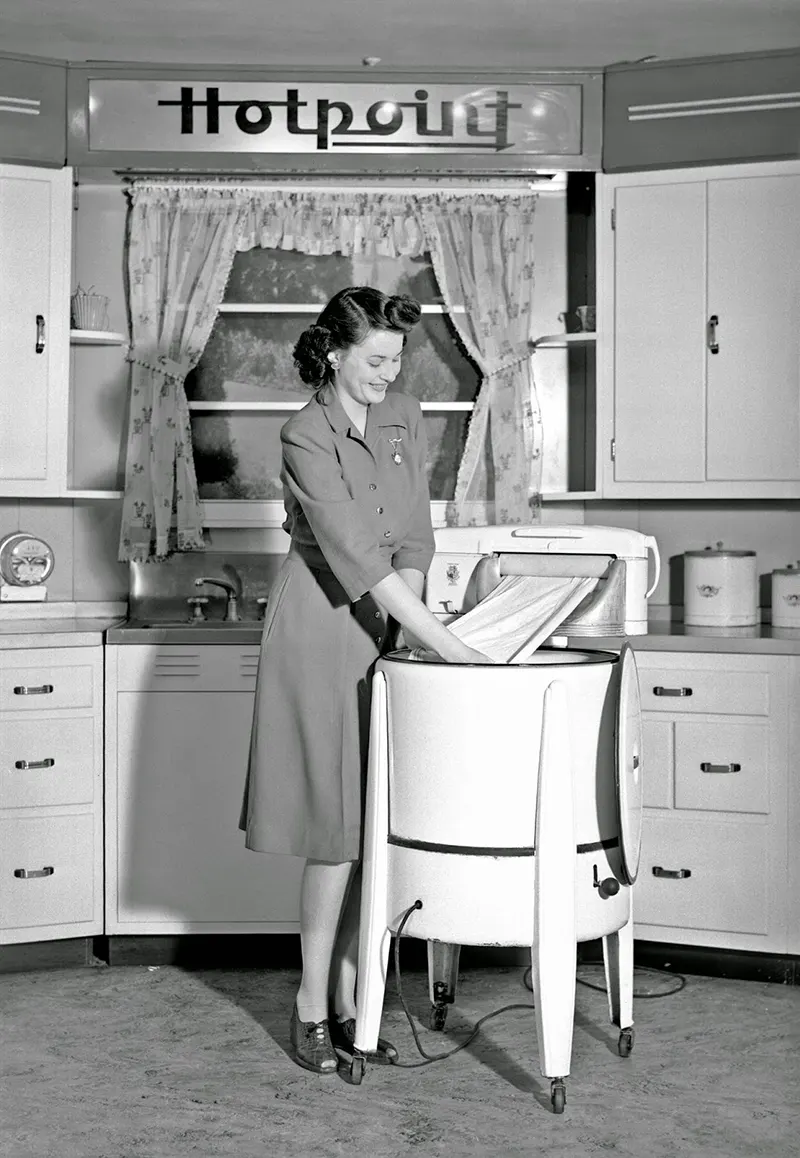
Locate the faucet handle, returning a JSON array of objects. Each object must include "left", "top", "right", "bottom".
[{"left": 187, "top": 596, "right": 209, "bottom": 621}]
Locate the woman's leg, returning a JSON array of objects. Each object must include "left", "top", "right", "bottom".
[
  {"left": 295, "top": 858, "right": 357, "bottom": 1024},
  {"left": 329, "top": 863, "right": 362, "bottom": 1021}
]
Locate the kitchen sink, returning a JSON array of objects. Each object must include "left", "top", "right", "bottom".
[{"left": 106, "top": 619, "right": 265, "bottom": 644}]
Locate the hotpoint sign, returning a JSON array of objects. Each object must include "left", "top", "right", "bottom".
[{"left": 87, "top": 80, "right": 583, "bottom": 155}]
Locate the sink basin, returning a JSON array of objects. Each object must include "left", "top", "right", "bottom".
[
  {"left": 106, "top": 619, "right": 265, "bottom": 644},
  {"left": 134, "top": 620, "right": 261, "bottom": 629}
]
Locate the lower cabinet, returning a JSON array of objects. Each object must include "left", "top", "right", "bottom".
[
  {"left": 633, "top": 651, "right": 790, "bottom": 955},
  {"left": 104, "top": 644, "right": 303, "bottom": 935},
  {"left": 0, "top": 645, "right": 104, "bottom": 945}
]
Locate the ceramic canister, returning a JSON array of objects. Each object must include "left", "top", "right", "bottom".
[
  {"left": 684, "top": 544, "right": 759, "bottom": 627},
  {"left": 771, "top": 562, "right": 800, "bottom": 628}
]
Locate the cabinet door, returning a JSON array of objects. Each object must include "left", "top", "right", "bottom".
[
  {"left": 612, "top": 180, "right": 707, "bottom": 484},
  {"left": 0, "top": 164, "right": 71, "bottom": 495},
  {"left": 706, "top": 175, "right": 800, "bottom": 481},
  {"left": 109, "top": 690, "right": 303, "bottom": 933}
]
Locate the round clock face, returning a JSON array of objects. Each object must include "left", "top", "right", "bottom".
[{"left": 0, "top": 533, "right": 55, "bottom": 587}]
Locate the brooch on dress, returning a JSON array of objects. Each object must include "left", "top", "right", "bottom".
[{"left": 388, "top": 437, "right": 403, "bottom": 465}]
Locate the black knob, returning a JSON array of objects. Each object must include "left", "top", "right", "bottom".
[{"left": 599, "top": 877, "right": 620, "bottom": 898}]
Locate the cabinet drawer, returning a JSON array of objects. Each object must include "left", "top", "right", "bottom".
[
  {"left": 0, "top": 663, "right": 94, "bottom": 712},
  {"left": 0, "top": 814, "right": 95, "bottom": 930},
  {"left": 674, "top": 720, "right": 769, "bottom": 814},
  {"left": 636, "top": 817, "right": 768, "bottom": 935},
  {"left": 639, "top": 668, "right": 768, "bottom": 716},
  {"left": 0, "top": 717, "right": 95, "bottom": 808}
]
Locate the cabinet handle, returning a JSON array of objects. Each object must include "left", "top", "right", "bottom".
[
  {"left": 707, "top": 314, "right": 719, "bottom": 354},
  {"left": 653, "top": 686, "right": 693, "bottom": 697},
  {"left": 13, "top": 684, "right": 54, "bottom": 696},
  {"left": 700, "top": 762, "right": 741, "bottom": 774},
  {"left": 652, "top": 866, "right": 692, "bottom": 880},
  {"left": 13, "top": 866, "right": 55, "bottom": 879},
  {"left": 35, "top": 314, "right": 46, "bottom": 354},
  {"left": 14, "top": 758, "right": 56, "bottom": 770}
]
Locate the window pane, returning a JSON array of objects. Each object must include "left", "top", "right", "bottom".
[
  {"left": 191, "top": 414, "right": 285, "bottom": 500},
  {"left": 191, "top": 412, "right": 466, "bottom": 502},
  {"left": 186, "top": 311, "right": 477, "bottom": 405}
]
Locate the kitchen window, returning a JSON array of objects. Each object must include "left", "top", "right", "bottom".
[{"left": 184, "top": 246, "right": 481, "bottom": 509}]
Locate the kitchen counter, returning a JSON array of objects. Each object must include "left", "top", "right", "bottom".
[
  {"left": 0, "top": 617, "right": 124, "bottom": 649},
  {"left": 577, "top": 621, "right": 800, "bottom": 656}
]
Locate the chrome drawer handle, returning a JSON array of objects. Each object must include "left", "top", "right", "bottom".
[
  {"left": 707, "top": 313, "right": 719, "bottom": 354},
  {"left": 35, "top": 313, "right": 46, "bottom": 354},
  {"left": 652, "top": 866, "right": 692, "bottom": 880},
  {"left": 13, "top": 866, "right": 55, "bottom": 879},
  {"left": 653, "top": 686, "right": 693, "bottom": 697},
  {"left": 14, "top": 758, "right": 56, "bottom": 770},
  {"left": 700, "top": 762, "right": 741, "bottom": 774},
  {"left": 13, "top": 684, "right": 54, "bottom": 696}
]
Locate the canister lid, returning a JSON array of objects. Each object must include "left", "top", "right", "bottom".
[
  {"left": 685, "top": 542, "right": 755, "bottom": 558},
  {"left": 772, "top": 561, "right": 800, "bottom": 575}
]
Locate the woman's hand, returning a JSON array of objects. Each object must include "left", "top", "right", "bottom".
[{"left": 443, "top": 640, "right": 499, "bottom": 665}]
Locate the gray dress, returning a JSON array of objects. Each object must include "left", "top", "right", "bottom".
[{"left": 239, "top": 386, "right": 435, "bottom": 863}]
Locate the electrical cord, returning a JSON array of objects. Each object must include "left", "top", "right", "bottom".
[{"left": 385, "top": 899, "right": 687, "bottom": 1070}]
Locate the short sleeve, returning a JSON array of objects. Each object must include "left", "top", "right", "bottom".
[
  {"left": 391, "top": 400, "right": 436, "bottom": 575},
  {"left": 281, "top": 421, "right": 394, "bottom": 602}
]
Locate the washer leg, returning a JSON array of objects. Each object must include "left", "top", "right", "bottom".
[
  {"left": 602, "top": 891, "right": 634, "bottom": 1031},
  {"left": 427, "top": 941, "right": 461, "bottom": 1031},
  {"left": 354, "top": 672, "right": 390, "bottom": 1056},
  {"left": 532, "top": 680, "right": 576, "bottom": 1086}
]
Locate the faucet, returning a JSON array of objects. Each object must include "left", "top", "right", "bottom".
[{"left": 194, "top": 576, "right": 241, "bottom": 621}]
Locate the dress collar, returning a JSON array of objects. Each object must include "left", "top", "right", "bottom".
[{"left": 316, "top": 385, "right": 408, "bottom": 437}]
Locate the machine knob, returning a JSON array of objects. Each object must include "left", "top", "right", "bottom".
[{"left": 593, "top": 865, "right": 621, "bottom": 899}]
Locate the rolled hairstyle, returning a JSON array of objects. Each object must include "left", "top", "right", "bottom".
[{"left": 292, "top": 286, "right": 422, "bottom": 390}]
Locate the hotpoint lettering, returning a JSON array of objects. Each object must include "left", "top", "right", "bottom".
[{"left": 156, "top": 87, "right": 522, "bottom": 151}]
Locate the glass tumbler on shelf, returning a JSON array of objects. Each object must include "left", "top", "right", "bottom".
[{"left": 575, "top": 305, "right": 596, "bottom": 332}]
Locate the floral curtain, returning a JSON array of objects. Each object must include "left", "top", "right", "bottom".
[
  {"left": 119, "top": 186, "right": 248, "bottom": 561},
  {"left": 421, "top": 195, "right": 541, "bottom": 526},
  {"left": 119, "top": 185, "right": 541, "bottom": 560}
]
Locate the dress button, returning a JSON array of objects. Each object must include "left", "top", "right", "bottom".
[
  {"left": 383, "top": 530, "right": 391, "bottom": 538},
  {"left": 374, "top": 636, "right": 381, "bottom": 645},
  {"left": 374, "top": 610, "right": 381, "bottom": 619},
  {"left": 369, "top": 483, "right": 377, "bottom": 491},
  {"left": 376, "top": 506, "right": 384, "bottom": 514}
]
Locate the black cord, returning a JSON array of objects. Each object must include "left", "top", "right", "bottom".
[
  {"left": 387, "top": 900, "right": 687, "bottom": 1070},
  {"left": 390, "top": 901, "right": 535, "bottom": 1069},
  {"left": 523, "top": 963, "right": 686, "bottom": 998}
]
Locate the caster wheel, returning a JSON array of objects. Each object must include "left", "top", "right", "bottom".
[
  {"left": 349, "top": 1055, "right": 366, "bottom": 1085},
  {"left": 430, "top": 1004, "right": 448, "bottom": 1031},
  {"left": 618, "top": 1027, "right": 635, "bottom": 1058},
  {"left": 550, "top": 1080, "right": 566, "bottom": 1114}
]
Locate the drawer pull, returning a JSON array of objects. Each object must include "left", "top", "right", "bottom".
[
  {"left": 13, "top": 866, "right": 55, "bottom": 879},
  {"left": 653, "top": 686, "right": 693, "bottom": 697},
  {"left": 14, "top": 757, "right": 56, "bottom": 770},
  {"left": 13, "top": 684, "right": 54, "bottom": 696},
  {"left": 652, "top": 866, "right": 692, "bottom": 880},
  {"left": 700, "top": 762, "right": 741, "bottom": 774}
]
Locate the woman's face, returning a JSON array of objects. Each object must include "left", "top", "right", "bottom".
[{"left": 332, "top": 328, "right": 404, "bottom": 410}]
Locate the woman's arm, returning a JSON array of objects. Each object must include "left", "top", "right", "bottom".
[{"left": 370, "top": 570, "right": 488, "bottom": 664}]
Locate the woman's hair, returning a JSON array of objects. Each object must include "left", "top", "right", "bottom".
[{"left": 292, "top": 286, "right": 422, "bottom": 389}]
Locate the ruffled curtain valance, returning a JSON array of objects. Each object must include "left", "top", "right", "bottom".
[{"left": 119, "top": 184, "right": 541, "bottom": 561}]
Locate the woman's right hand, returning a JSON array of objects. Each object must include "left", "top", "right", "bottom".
[{"left": 444, "top": 641, "right": 498, "bottom": 665}]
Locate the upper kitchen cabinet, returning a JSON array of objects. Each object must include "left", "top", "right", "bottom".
[
  {"left": 0, "top": 163, "right": 72, "bottom": 497},
  {"left": 597, "top": 162, "right": 800, "bottom": 499},
  {"left": 0, "top": 53, "right": 67, "bottom": 167}
]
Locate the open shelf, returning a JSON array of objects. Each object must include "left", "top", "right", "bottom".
[{"left": 70, "top": 330, "right": 127, "bottom": 346}]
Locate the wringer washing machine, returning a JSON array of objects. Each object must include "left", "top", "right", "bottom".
[{"left": 351, "top": 526, "right": 659, "bottom": 1114}]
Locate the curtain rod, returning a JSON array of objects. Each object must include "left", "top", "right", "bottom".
[{"left": 113, "top": 180, "right": 561, "bottom": 196}]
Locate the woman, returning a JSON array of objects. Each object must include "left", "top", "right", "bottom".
[{"left": 240, "top": 285, "right": 490, "bottom": 1075}]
